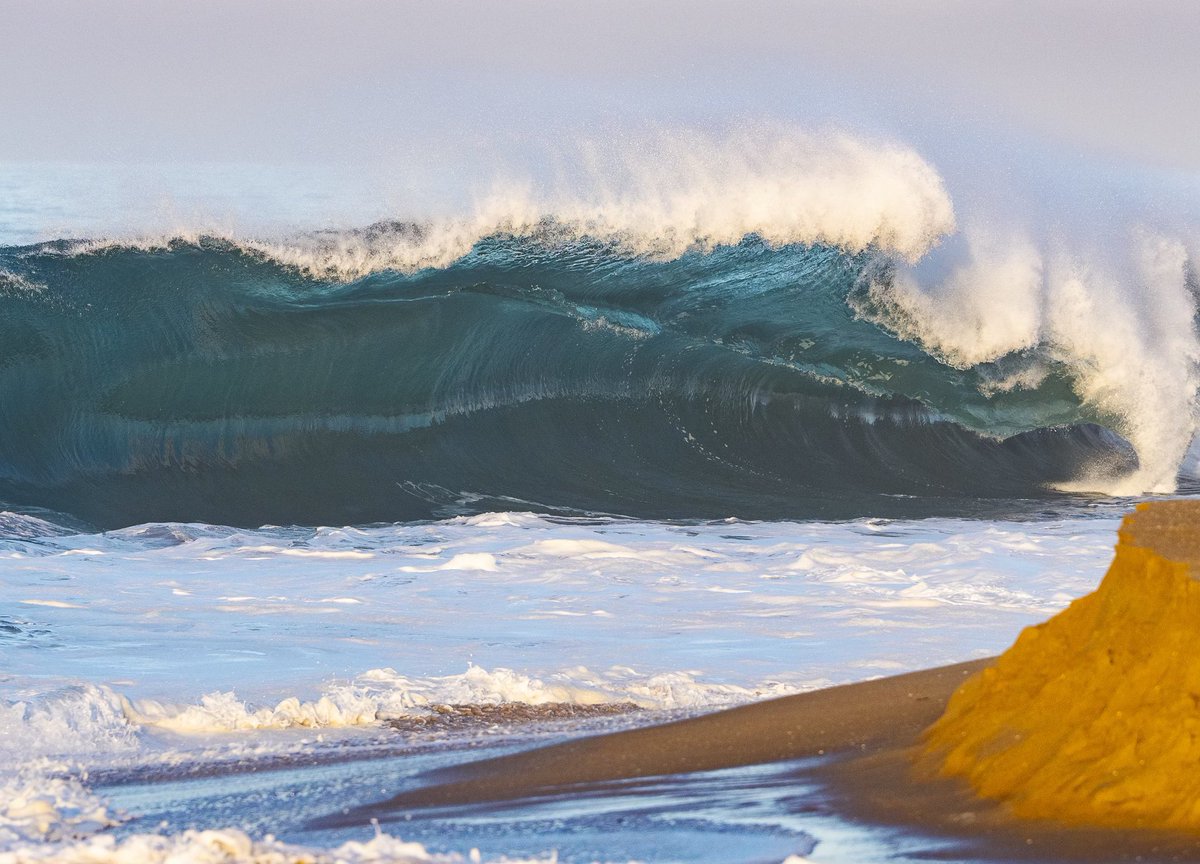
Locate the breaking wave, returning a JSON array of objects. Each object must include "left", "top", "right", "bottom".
[
  {"left": 0, "top": 132, "right": 1196, "bottom": 527},
  {"left": 1, "top": 665, "right": 803, "bottom": 763}
]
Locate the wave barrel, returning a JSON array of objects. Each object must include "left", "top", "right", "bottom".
[{"left": 0, "top": 237, "right": 1135, "bottom": 528}]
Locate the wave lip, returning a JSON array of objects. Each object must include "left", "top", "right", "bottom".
[
  {"left": 857, "top": 230, "right": 1200, "bottom": 496},
  {"left": 54, "top": 129, "right": 955, "bottom": 279}
]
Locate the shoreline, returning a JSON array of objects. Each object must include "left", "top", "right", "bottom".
[
  {"left": 818, "top": 741, "right": 1200, "bottom": 862},
  {"left": 322, "top": 656, "right": 1200, "bottom": 862},
  {"left": 320, "top": 660, "right": 986, "bottom": 820}
]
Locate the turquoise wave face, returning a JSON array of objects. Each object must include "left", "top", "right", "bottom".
[{"left": 0, "top": 234, "right": 1132, "bottom": 528}]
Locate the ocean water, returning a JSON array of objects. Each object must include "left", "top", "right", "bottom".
[{"left": 1, "top": 126, "right": 1198, "bottom": 863}]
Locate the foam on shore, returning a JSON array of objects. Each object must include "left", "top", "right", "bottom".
[{"left": 925, "top": 499, "right": 1200, "bottom": 830}]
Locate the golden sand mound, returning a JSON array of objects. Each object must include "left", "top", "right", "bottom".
[{"left": 925, "top": 500, "right": 1200, "bottom": 829}]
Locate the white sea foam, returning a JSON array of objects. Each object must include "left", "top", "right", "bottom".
[
  {"left": 0, "top": 686, "right": 140, "bottom": 763},
  {"left": 1, "top": 511, "right": 1116, "bottom": 710},
  {"left": 0, "top": 662, "right": 802, "bottom": 862},
  {"left": 0, "top": 668, "right": 823, "bottom": 758},
  {"left": 0, "top": 769, "right": 121, "bottom": 849},
  {"left": 0, "top": 511, "right": 1118, "bottom": 754},
  {"left": 0, "top": 511, "right": 1123, "bottom": 862},
  {"left": 1, "top": 665, "right": 803, "bottom": 745},
  {"left": 0, "top": 829, "right": 451, "bottom": 864},
  {"left": 0, "top": 795, "right": 568, "bottom": 864}
]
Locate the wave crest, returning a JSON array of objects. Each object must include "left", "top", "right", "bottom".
[{"left": 60, "top": 130, "right": 955, "bottom": 279}]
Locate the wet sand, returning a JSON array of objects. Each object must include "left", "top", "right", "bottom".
[
  {"left": 348, "top": 659, "right": 987, "bottom": 812},
  {"left": 324, "top": 658, "right": 1200, "bottom": 861},
  {"left": 818, "top": 740, "right": 1200, "bottom": 862},
  {"left": 386, "top": 700, "right": 642, "bottom": 733}
]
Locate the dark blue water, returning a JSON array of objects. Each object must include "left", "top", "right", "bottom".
[{"left": 0, "top": 232, "right": 1134, "bottom": 529}]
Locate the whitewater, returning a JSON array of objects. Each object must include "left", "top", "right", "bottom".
[
  {"left": 1, "top": 509, "right": 1129, "bottom": 862},
  {"left": 2, "top": 125, "right": 1199, "bottom": 862}
]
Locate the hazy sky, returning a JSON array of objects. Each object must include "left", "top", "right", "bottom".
[{"left": 4, "top": 0, "right": 1199, "bottom": 171}]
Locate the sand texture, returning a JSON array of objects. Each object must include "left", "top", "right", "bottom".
[{"left": 927, "top": 500, "right": 1200, "bottom": 831}]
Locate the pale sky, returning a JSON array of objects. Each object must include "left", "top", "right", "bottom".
[{"left": 4, "top": 0, "right": 1199, "bottom": 171}]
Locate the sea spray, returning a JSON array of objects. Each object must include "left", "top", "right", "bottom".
[{"left": 859, "top": 229, "right": 1200, "bottom": 494}]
